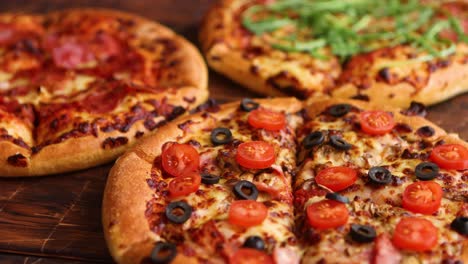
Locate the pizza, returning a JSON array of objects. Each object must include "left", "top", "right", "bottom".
[
  {"left": 0, "top": 9, "right": 208, "bottom": 177},
  {"left": 199, "top": 0, "right": 468, "bottom": 107},
  {"left": 102, "top": 97, "right": 468, "bottom": 264}
]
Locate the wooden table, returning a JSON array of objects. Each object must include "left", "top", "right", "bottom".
[{"left": 0, "top": 1, "right": 466, "bottom": 263}]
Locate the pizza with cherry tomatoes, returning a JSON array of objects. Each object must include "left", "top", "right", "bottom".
[
  {"left": 200, "top": 0, "right": 468, "bottom": 108},
  {"left": 103, "top": 97, "right": 467, "bottom": 264},
  {"left": 0, "top": 9, "right": 208, "bottom": 176}
]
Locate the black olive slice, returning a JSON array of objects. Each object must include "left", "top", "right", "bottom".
[
  {"left": 325, "top": 192, "right": 350, "bottom": 204},
  {"left": 349, "top": 224, "right": 376, "bottom": 243},
  {"left": 327, "top": 104, "right": 351, "bottom": 117},
  {"left": 415, "top": 162, "right": 439, "bottom": 181},
  {"left": 233, "top": 180, "right": 259, "bottom": 200},
  {"left": 201, "top": 173, "right": 220, "bottom": 185},
  {"left": 450, "top": 217, "right": 468, "bottom": 235},
  {"left": 368, "top": 166, "right": 392, "bottom": 185},
  {"left": 165, "top": 201, "right": 192, "bottom": 224},
  {"left": 329, "top": 135, "right": 352, "bottom": 151},
  {"left": 243, "top": 236, "right": 265, "bottom": 250},
  {"left": 211, "top": 127, "right": 233, "bottom": 145},
  {"left": 241, "top": 98, "right": 259, "bottom": 112},
  {"left": 303, "top": 131, "right": 325, "bottom": 149},
  {"left": 151, "top": 242, "right": 177, "bottom": 264}
]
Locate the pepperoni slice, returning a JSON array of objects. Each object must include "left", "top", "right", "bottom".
[
  {"left": 81, "top": 85, "right": 128, "bottom": 114},
  {"left": 91, "top": 33, "right": 121, "bottom": 61},
  {"left": 52, "top": 41, "right": 95, "bottom": 69},
  {"left": 0, "top": 23, "right": 16, "bottom": 45}
]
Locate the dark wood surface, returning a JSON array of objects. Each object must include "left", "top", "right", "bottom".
[{"left": 0, "top": 1, "right": 466, "bottom": 263}]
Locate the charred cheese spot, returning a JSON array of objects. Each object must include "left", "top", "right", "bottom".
[
  {"left": 101, "top": 136, "right": 128, "bottom": 149},
  {"left": 7, "top": 153, "right": 28, "bottom": 167}
]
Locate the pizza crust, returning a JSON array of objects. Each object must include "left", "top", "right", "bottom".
[
  {"left": 102, "top": 97, "right": 302, "bottom": 264},
  {"left": 0, "top": 9, "right": 208, "bottom": 177}
]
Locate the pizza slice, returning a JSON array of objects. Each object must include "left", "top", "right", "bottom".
[
  {"left": 294, "top": 98, "right": 468, "bottom": 263},
  {"left": 0, "top": 9, "right": 208, "bottom": 176},
  {"left": 103, "top": 98, "right": 304, "bottom": 264},
  {"left": 200, "top": 0, "right": 468, "bottom": 107}
]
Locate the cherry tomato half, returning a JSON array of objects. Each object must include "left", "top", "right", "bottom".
[
  {"left": 306, "top": 200, "right": 349, "bottom": 230},
  {"left": 236, "top": 141, "right": 276, "bottom": 169},
  {"left": 359, "top": 110, "right": 395, "bottom": 135},
  {"left": 402, "top": 181, "right": 443, "bottom": 215},
  {"left": 248, "top": 109, "right": 286, "bottom": 131},
  {"left": 430, "top": 144, "right": 468, "bottom": 170},
  {"left": 229, "top": 248, "right": 274, "bottom": 264},
  {"left": 315, "top": 166, "right": 358, "bottom": 192},
  {"left": 392, "top": 217, "right": 438, "bottom": 252},
  {"left": 168, "top": 173, "right": 201, "bottom": 198},
  {"left": 228, "top": 200, "right": 268, "bottom": 227},
  {"left": 161, "top": 142, "right": 200, "bottom": 177}
]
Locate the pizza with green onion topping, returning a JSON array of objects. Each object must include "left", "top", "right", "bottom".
[
  {"left": 103, "top": 97, "right": 467, "bottom": 264},
  {"left": 200, "top": 0, "right": 468, "bottom": 107}
]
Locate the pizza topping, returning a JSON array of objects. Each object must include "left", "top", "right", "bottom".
[
  {"left": 327, "top": 104, "right": 351, "bottom": 117},
  {"left": 161, "top": 142, "right": 200, "bottom": 177},
  {"left": 402, "top": 181, "right": 443, "bottom": 215},
  {"left": 240, "top": 98, "right": 260, "bottom": 112},
  {"left": 430, "top": 144, "right": 468, "bottom": 170},
  {"left": 415, "top": 162, "right": 439, "bottom": 181},
  {"left": 243, "top": 236, "right": 266, "bottom": 251},
  {"left": 200, "top": 173, "right": 220, "bottom": 185},
  {"left": 168, "top": 174, "right": 201, "bottom": 198},
  {"left": 316, "top": 166, "right": 358, "bottom": 192},
  {"left": 150, "top": 242, "right": 177, "bottom": 264},
  {"left": 248, "top": 109, "right": 286, "bottom": 131},
  {"left": 372, "top": 234, "right": 402, "bottom": 264},
  {"left": 165, "top": 201, "right": 192, "bottom": 224},
  {"left": 359, "top": 111, "right": 395, "bottom": 136},
  {"left": 450, "top": 217, "right": 468, "bottom": 235},
  {"left": 228, "top": 200, "right": 268, "bottom": 227},
  {"left": 51, "top": 40, "right": 95, "bottom": 69},
  {"left": 392, "top": 217, "right": 438, "bottom": 252},
  {"left": 210, "top": 127, "right": 233, "bottom": 145},
  {"left": 302, "top": 131, "right": 325, "bottom": 149},
  {"left": 306, "top": 200, "right": 349, "bottom": 230},
  {"left": 329, "top": 135, "right": 352, "bottom": 151},
  {"left": 234, "top": 180, "right": 259, "bottom": 200},
  {"left": 416, "top": 126, "right": 435, "bottom": 138},
  {"left": 368, "top": 166, "right": 392, "bottom": 185},
  {"left": 349, "top": 224, "right": 377, "bottom": 243},
  {"left": 325, "top": 192, "right": 349, "bottom": 204},
  {"left": 229, "top": 248, "right": 274, "bottom": 264},
  {"left": 236, "top": 141, "right": 276, "bottom": 169}
]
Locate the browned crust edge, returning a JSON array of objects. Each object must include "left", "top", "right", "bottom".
[
  {"left": 102, "top": 97, "right": 303, "bottom": 264},
  {"left": 0, "top": 8, "right": 208, "bottom": 177}
]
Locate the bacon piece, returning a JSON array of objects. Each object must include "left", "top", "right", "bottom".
[
  {"left": 372, "top": 234, "right": 402, "bottom": 264},
  {"left": 273, "top": 247, "right": 300, "bottom": 264}
]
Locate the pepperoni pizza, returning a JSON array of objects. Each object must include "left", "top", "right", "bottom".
[
  {"left": 0, "top": 9, "right": 208, "bottom": 176},
  {"left": 103, "top": 98, "right": 467, "bottom": 264}
]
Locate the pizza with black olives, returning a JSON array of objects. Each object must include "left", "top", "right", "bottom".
[
  {"left": 103, "top": 97, "right": 467, "bottom": 264},
  {"left": 200, "top": 0, "right": 468, "bottom": 107},
  {"left": 0, "top": 9, "right": 208, "bottom": 176}
]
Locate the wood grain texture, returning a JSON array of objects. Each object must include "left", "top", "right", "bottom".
[{"left": 0, "top": 0, "right": 466, "bottom": 263}]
